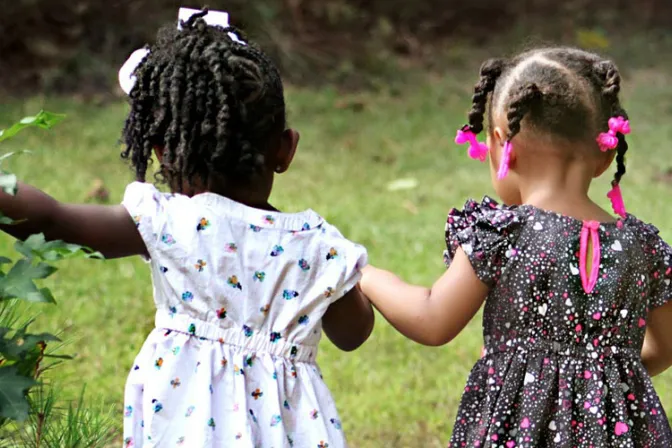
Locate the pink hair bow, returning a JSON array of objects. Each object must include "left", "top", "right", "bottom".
[
  {"left": 607, "top": 182, "right": 627, "bottom": 218},
  {"left": 455, "top": 127, "right": 488, "bottom": 162},
  {"left": 596, "top": 116, "right": 630, "bottom": 152}
]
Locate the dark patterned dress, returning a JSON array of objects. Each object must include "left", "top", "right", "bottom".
[{"left": 445, "top": 197, "right": 672, "bottom": 448}]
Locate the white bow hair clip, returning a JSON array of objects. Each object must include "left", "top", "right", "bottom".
[{"left": 118, "top": 7, "right": 246, "bottom": 95}]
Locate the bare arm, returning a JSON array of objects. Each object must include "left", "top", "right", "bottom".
[
  {"left": 641, "top": 300, "right": 672, "bottom": 376},
  {"left": 322, "top": 285, "right": 375, "bottom": 352},
  {"left": 0, "top": 181, "right": 147, "bottom": 259},
  {"left": 359, "top": 249, "right": 488, "bottom": 346}
]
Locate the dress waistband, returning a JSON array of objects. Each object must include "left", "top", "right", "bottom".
[
  {"left": 155, "top": 310, "right": 318, "bottom": 364},
  {"left": 484, "top": 337, "right": 640, "bottom": 360}
]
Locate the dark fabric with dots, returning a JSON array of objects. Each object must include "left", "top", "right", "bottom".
[{"left": 444, "top": 197, "right": 672, "bottom": 447}]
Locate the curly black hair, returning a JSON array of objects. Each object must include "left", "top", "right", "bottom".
[
  {"left": 121, "top": 9, "right": 286, "bottom": 191},
  {"left": 463, "top": 47, "right": 629, "bottom": 190}
]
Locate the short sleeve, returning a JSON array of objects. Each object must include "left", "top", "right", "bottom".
[
  {"left": 321, "top": 224, "right": 368, "bottom": 304},
  {"left": 444, "top": 197, "right": 523, "bottom": 288},
  {"left": 646, "top": 234, "right": 672, "bottom": 309},
  {"left": 121, "top": 182, "right": 169, "bottom": 259}
]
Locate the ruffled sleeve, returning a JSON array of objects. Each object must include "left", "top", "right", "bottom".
[
  {"left": 444, "top": 196, "right": 523, "bottom": 288},
  {"left": 631, "top": 219, "right": 672, "bottom": 309},
  {"left": 121, "top": 181, "right": 170, "bottom": 259},
  {"left": 321, "top": 223, "right": 368, "bottom": 304}
]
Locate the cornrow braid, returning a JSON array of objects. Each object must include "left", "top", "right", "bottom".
[
  {"left": 597, "top": 61, "right": 629, "bottom": 186},
  {"left": 505, "top": 83, "right": 543, "bottom": 143},
  {"left": 467, "top": 58, "right": 505, "bottom": 134},
  {"left": 121, "top": 8, "right": 286, "bottom": 191}
]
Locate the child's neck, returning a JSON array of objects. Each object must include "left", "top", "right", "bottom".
[{"left": 203, "top": 181, "right": 278, "bottom": 213}]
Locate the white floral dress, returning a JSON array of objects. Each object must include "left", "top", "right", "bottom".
[{"left": 120, "top": 182, "right": 366, "bottom": 448}]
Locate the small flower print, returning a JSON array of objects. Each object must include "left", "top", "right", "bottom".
[
  {"left": 161, "top": 233, "right": 175, "bottom": 245},
  {"left": 317, "top": 442, "right": 329, "bottom": 448},
  {"left": 244, "top": 355, "right": 254, "bottom": 367},
  {"left": 176, "top": 437, "right": 185, "bottom": 446},
  {"left": 226, "top": 243, "right": 238, "bottom": 253},
  {"left": 155, "top": 358, "right": 163, "bottom": 369},
  {"left": 227, "top": 276, "right": 242, "bottom": 290},
  {"left": 235, "top": 433, "right": 242, "bottom": 440},
  {"left": 253, "top": 271, "right": 266, "bottom": 282},
  {"left": 249, "top": 224, "right": 262, "bottom": 232},
  {"left": 283, "top": 400, "right": 290, "bottom": 410},
  {"left": 291, "top": 365, "right": 297, "bottom": 378},
  {"left": 124, "top": 437, "right": 134, "bottom": 448},
  {"left": 260, "top": 304, "right": 270, "bottom": 315},
  {"left": 152, "top": 399, "right": 163, "bottom": 413},
  {"left": 298, "top": 315, "right": 309, "bottom": 325},
  {"left": 170, "top": 378, "right": 181, "bottom": 388},
  {"left": 196, "top": 217, "right": 210, "bottom": 231},
  {"left": 283, "top": 289, "right": 299, "bottom": 300},
  {"left": 217, "top": 307, "right": 227, "bottom": 319},
  {"left": 185, "top": 406, "right": 195, "bottom": 417},
  {"left": 243, "top": 325, "right": 253, "bottom": 337},
  {"left": 172, "top": 346, "right": 180, "bottom": 355},
  {"left": 124, "top": 405, "right": 133, "bottom": 417},
  {"left": 249, "top": 409, "right": 258, "bottom": 424},
  {"left": 273, "top": 371, "right": 278, "bottom": 380},
  {"left": 270, "top": 245, "right": 284, "bottom": 257},
  {"left": 169, "top": 306, "right": 177, "bottom": 317},
  {"left": 302, "top": 223, "right": 311, "bottom": 231},
  {"left": 290, "top": 346, "right": 298, "bottom": 358},
  {"left": 133, "top": 216, "right": 141, "bottom": 227},
  {"left": 298, "top": 259, "right": 310, "bottom": 271},
  {"left": 234, "top": 365, "right": 245, "bottom": 376},
  {"left": 263, "top": 215, "right": 275, "bottom": 225},
  {"left": 270, "top": 331, "right": 282, "bottom": 343},
  {"left": 330, "top": 418, "right": 342, "bottom": 430},
  {"left": 288, "top": 435, "right": 294, "bottom": 447},
  {"left": 310, "top": 409, "right": 319, "bottom": 419},
  {"left": 324, "top": 287, "right": 334, "bottom": 298},
  {"left": 209, "top": 384, "right": 213, "bottom": 394},
  {"left": 194, "top": 259, "right": 207, "bottom": 272},
  {"left": 182, "top": 291, "right": 194, "bottom": 302},
  {"left": 188, "top": 323, "right": 196, "bottom": 335},
  {"left": 159, "top": 266, "right": 168, "bottom": 273},
  {"left": 251, "top": 389, "right": 263, "bottom": 400},
  {"left": 270, "top": 414, "right": 282, "bottom": 427},
  {"left": 326, "top": 247, "right": 338, "bottom": 260},
  {"left": 221, "top": 358, "right": 227, "bottom": 367},
  {"left": 208, "top": 418, "right": 216, "bottom": 429}
]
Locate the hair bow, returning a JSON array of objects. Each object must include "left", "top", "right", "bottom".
[
  {"left": 455, "top": 126, "right": 488, "bottom": 162},
  {"left": 596, "top": 116, "right": 630, "bottom": 152},
  {"left": 118, "top": 7, "right": 246, "bottom": 95}
]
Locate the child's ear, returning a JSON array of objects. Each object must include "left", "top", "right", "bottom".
[
  {"left": 275, "top": 129, "right": 299, "bottom": 174},
  {"left": 594, "top": 150, "right": 617, "bottom": 178}
]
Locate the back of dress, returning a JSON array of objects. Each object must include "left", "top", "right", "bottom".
[
  {"left": 445, "top": 197, "right": 672, "bottom": 447},
  {"left": 121, "top": 182, "right": 365, "bottom": 448}
]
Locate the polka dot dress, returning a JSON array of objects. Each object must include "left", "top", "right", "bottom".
[{"left": 445, "top": 197, "right": 672, "bottom": 448}]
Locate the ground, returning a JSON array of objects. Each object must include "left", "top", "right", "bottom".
[{"left": 0, "top": 67, "right": 671, "bottom": 447}]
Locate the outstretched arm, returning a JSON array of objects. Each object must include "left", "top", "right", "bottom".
[
  {"left": 360, "top": 248, "right": 488, "bottom": 346},
  {"left": 323, "top": 285, "right": 375, "bottom": 352},
  {"left": 0, "top": 181, "right": 147, "bottom": 259}
]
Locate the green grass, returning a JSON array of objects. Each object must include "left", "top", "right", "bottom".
[{"left": 1, "top": 67, "right": 672, "bottom": 447}]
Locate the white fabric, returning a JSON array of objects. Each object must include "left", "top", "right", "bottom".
[{"left": 120, "top": 182, "right": 365, "bottom": 448}]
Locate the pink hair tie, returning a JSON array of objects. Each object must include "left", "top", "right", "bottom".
[
  {"left": 497, "top": 141, "right": 513, "bottom": 180},
  {"left": 455, "top": 126, "right": 488, "bottom": 162},
  {"left": 607, "top": 182, "right": 626, "bottom": 218},
  {"left": 597, "top": 116, "right": 630, "bottom": 152}
]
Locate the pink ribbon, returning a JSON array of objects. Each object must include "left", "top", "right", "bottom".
[
  {"left": 497, "top": 141, "right": 513, "bottom": 180},
  {"left": 579, "top": 220, "right": 601, "bottom": 294},
  {"left": 607, "top": 183, "right": 626, "bottom": 218},
  {"left": 596, "top": 116, "right": 630, "bottom": 152},
  {"left": 455, "top": 127, "right": 488, "bottom": 162}
]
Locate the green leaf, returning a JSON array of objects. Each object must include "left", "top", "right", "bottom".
[
  {"left": 0, "top": 366, "right": 36, "bottom": 421},
  {"left": 15, "top": 234, "right": 103, "bottom": 261},
  {"left": 0, "top": 111, "right": 66, "bottom": 143},
  {"left": 0, "top": 173, "right": 17, "bottom": 195},
  {"left": 0, "top": 259, "right": 57, "bottom": 303},
  {"left": 0, "top": 257, "right": 11, "bottom": 265}
]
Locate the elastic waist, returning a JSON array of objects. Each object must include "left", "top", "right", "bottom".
[
  {"left": 155, "top": 310, "right": 318, "bottom": 363},
  {"left": 484, "top": 337, "right": 640, "bottom": 360}
]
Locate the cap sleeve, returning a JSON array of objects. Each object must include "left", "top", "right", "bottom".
[
  {"left": 121, "top": 182, "right": 169, "bottom": 259},
  {"left": 321, "top": 224, "right": 368, "bottom": 304},
  {"left": 633, "top": 219, "right": 672, "bottom": 309},
  {"left": 444, "top": 197, "right": 523, "bottom": 288}
]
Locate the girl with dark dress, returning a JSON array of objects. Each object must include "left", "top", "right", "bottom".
[{"left": 360, "top": 47, "right": 672, "bottom": 447}]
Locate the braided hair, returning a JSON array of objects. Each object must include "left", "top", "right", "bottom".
[
  {"left": 463, "top": 47, "right": 629, "bottom": 190},
  {"left": 121, "top": 9, "right": 286, "bottom": 191}
]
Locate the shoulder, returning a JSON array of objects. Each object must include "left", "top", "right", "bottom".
[
  {"left": 623, "top": 214, "right": 672, "bottom": 259},
  {"left": 446, "top": 196, "right": 525, "bottom": 237}
]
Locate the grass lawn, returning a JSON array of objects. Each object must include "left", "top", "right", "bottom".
[{"left": 1, "top": 65, "right": 672, "bottom": 447}]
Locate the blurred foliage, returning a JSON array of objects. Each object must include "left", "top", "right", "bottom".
[{"left": 1, "top": 0, "right": 671, "bottom": 94}]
